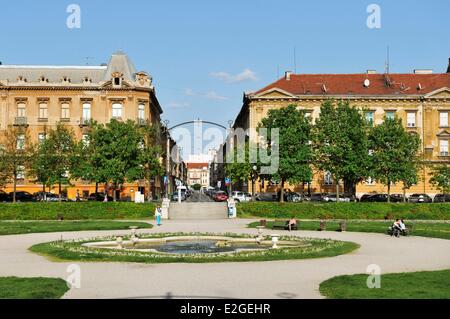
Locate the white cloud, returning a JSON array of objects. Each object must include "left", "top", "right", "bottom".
[
  {"left": 210, "top": 68, "right": 258, "bottom": 83},
  {"left": 166, "top": 102, "right": 191, "bottom": 109},
  {"left": 184, "top": 88, "right": 228, "bottom": 100}
]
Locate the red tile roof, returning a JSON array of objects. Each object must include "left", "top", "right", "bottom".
[
  {"left": 187, "top": 162, "right": 209, "bottom": 170},
  {"left": 253, "top": 73, "right": 450, "bottom": 96}
]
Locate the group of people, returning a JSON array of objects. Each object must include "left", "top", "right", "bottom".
[{"left": 391, "top": 219, "right": 408, "bottom": 237}]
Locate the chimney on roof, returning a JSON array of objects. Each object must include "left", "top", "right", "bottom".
[
  {"left": 447, "top": 58, "right": 450, "bottom": 73},
  {"left": 285, "top": 71, "right": 292, "bottom": 81},
  {"left": 366, "top": 70, "right": 377, "bottom": 74},
  {"left": 414, "top": 69, "right": 433, "bottom": 74}
]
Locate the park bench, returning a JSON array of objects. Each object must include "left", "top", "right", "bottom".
[
  {"left": 387, "top": 223, "right": 414, "bottom": 237},
  {"left": 272, "top": 220, "right": 298, "bottom": 230}
]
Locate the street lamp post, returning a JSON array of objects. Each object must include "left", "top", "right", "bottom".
[{"left": 252, "top": 165, "right": 258, "bottom": 201}]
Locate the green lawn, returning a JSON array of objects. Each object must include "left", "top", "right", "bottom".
[
  {"left": 320, "top": 269, "right": 450, "bottom": 299},
  {"left": 0, "top": 220, "right": 152, "bottom": 235},
  {"left": 30, "top": 233, "right": 359, "bottom": 264},
  {"left": 0, "top": 277, "right": 69, "bottom": 299},
  {"left": 0, "top": 202, "right": 156, "bottom": 220},
  {"left": 247, "top": 220, "right": 450, "bottom": 239},
  {"left": 238, "top": 202, "right": 450, "bottom": 220}
]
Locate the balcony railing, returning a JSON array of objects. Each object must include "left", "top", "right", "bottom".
[
  {"left": 440, "top": 152, "right": 449, "bottom": 157},
  {"left": 14, "top": 117, "right": 28, "bottom": 126},
  {"left": 79, "top": 117, "right": 92, "bottom": 127},
  {"left": 137, "top": 118, "right": 148, "bottom": 126}
]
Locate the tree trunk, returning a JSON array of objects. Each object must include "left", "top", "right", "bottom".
[
  {"left": 113, "top": 183, "right": 117, "bottom": 202},
  {"left": 13, "top": 175, "right": 17, "bottom": 203},
  {"left": 336, "top": 179, "right": 340, "bottom": 202},
  {"left": 387, "top": 179, "right": 391, "bottom": 203},
  {"left": 148, "top": 178, "right": 152, "bottom": 202},
  {"left": 95, "top": 182, "right": 98, "bottom": 194},
  {"left": 280, "top": 180, "right": 285, "bottom": 203},
  {"left": 42, "top": 183, "right": 46, "bottom": 202},
  {"left": 443, "top": 190, "right": 446, "bottom": 203},
  {"left": 403, "top": 187, "right": 407, "bottom": 203},
  {"left": 58, "top": 179, "right": 62, "bottom": 203}
]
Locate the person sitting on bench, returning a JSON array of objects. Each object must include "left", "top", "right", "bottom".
[
  {"left": 286, "top": 217, "right": 297, "bottom": 231},
  {"left": 392, "top": 219, "right": 402, "bottom": 237}
]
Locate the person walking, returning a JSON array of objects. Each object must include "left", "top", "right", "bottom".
[
  {"left": 155, "top": 205, "right": 162, "bottom": 226},
  {"left": 76, "top": 190, "right": 81, "bottom": 202}
]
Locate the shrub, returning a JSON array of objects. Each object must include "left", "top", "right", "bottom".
[
  {"left": 0, "top": 202, "right": 156, "bottom": 220},
  {"left": 237, "top": 202, "right": 450, "bottom": 220}
]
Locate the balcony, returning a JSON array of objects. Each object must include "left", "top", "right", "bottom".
[
  {"left": 14, "top": 117, "right": 29, "bottom": 127},
  {"left": 79, "top": 117, "right": 93, "bottom": 127},
  {"left": 439, "top": 152, "right": 449, "bottom": 157},
  {"left": 137, "top": 118, "right": 148, "bottom": 126},
  {"left": 38, "top": 117, "right": 48, "bottom": 123}
]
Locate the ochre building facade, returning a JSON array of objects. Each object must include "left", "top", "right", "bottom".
[
  {"left": 0, "top": 51, "right": 169, "bottom": 200},
  {"left": 233, "top": 60, "right": 450, "bottom": 198}
]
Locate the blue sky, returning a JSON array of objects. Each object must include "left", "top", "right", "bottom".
[{"left": 1, "top": 0, "right": 449, "bottom": 156}]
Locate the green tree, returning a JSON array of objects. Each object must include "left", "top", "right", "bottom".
[
  {"left": 29, "top": 132, "right": 53, "bottom": 199},
  {"left": 71, "top": 121, "right": 108, "bottom": 195},
  {"left": 313, "top": 99, "right": 370, "bottom": 199},
  {"left": 95, "top": 119, "right": 143, "bottom": 201},
  {"left": 43, "top": 123, "right": 76, "bottom": 201},
  {"left": 139, "top": 123, "right": 164, "bottom": 201},
  {"left": 368, "top": 117, "right": 421, "bottom": 202},
  {"left": 0, "top": 125, "right": 32, "bottom": 202},
  {"left": 258, "top": 105, "right": 312, "bottom": 202},
  {"left": 429, "top": 165, "right": 450, "bottom": 201}
]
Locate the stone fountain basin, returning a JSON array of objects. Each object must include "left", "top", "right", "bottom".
[{"left": 81, "top": 235, "right": 311, "bottom": 255}]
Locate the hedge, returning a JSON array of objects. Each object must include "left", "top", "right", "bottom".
[
  {"left": 237, "top": 202, "right": 450, "bottom": 220},
  {"left": 0, "top": 202, "right": 156, "bottom": 220}
]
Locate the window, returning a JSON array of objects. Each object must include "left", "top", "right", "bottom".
[
  {"left": 61, "top": 103, "right": 70, "bottom": 119},
  {"left": 114, "top": 77, "right": 121, "bottom": 86},
  {"left": 440, "top": 112, "right": 449, "bottom": 127},
  {"left": 39, "top": 102, "right": 48, "bottom": 119},
  {"left": 112, "top": 103, "right": 123, "bottom": 119},
  {"left": 365, "top": 111, "right": 374, "bottom": 126},
  {"left": 17, "top": 102, "right": 26, "bottom": 118},
  {"left": 138, "top": 104, "right": 145, "bottom": 120},
  {"left": 385, "top": 111, "right": 395, "bottom": 120},
  {"left": 17, "top": 166, "right": 25, "bottom": 180},
  {"left": 17, "top": 135, "right": 25, "bottom": 150},
  {"left": 407, "top": 112, "right": 416, "bottom": 127},
  {"left": 366, "top": 177, "right": 376, "bottom": 186},
  {"left": 38, "top": 133, "right": 46, "bottom": 144},
  {"left": 324, "top": 171, "right": 333, "bottom": 185},
  {"left": 82, "top": 103, "right": 91, "bottom": 121},
  {"left": 440, "top": 140, "right": 449, "bottom": 156}
]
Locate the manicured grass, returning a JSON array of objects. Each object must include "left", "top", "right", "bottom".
[
  {"left": 320, "top": 269, "right": 450, "bottom": 299},
  {"left": 0, "top": 277, "right": 69, "bottom": 299},
  {"left": 238, "top": 202, "right": 450, "bottom": 220},
  {"left": 247, "top": 220, "right": 450, "bottom": 240},
  {"left": 0, "top": 220, "right": 152, "bottom": 236},
  {"left": 0, "top": 202, "right": 156, "bottom": 220},
  {"left": 30, "top": 232, "right": 359, "bottom": 264}
]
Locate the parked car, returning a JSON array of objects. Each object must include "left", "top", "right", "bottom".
[
  {"left": 231, "top": 191, "right": 252, "bottom": 203},
  {"left": 408, "top": 193, "right": 432, "bottom": 203},
  {"left": 0, "top": 190, "right": 8, "bottom": 202},
  {"left": 8, "top": 191, "right": 34, "bottom": 202},
  {"left": 285, "top": 192, "right": 302, "bottom": 202},
  {"left": 87, "top": 193, "right": 113, "bottom": 202},
  {"left": 434, "top": 194, "right": 450, "bottom": 203},
  {"left": 305, "top": 193, "right": 326, "bottom": 202},
  {"left": 171, "top": 192, "right": 186, "bottom": 202},
  {"left": 323, "top": 193, "right": 352, "bottom": 202},
  {"left": 213, "top": 191, "right": 228, "bottom": 202},
  {"left": 255, "top": 192, "right": 278, "bottom": 202}
]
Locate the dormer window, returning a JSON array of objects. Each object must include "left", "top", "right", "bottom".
[
  {"left": 39, "top": 76, "right": 48, "bottom": 84},
  {"left": 83, "top": 77, "right": 92, "bottom": 84},
  {"left": 17, "top": 76, "right": 27, "bottom": 83},
  {"left": 111, "top": 72, "right": 123, "bottom": 87},
  {"left": 114, "top": 77, "right": 121, "bottom": 86},
  {"left": 61, "top": 76, "right": 71, "bottom": 84}
]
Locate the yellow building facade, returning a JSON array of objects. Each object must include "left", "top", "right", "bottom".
[
  {"left": 234, "top": 64, "right": 450, "bottom": 198},
  {"left": 0, "top": 51, "right": 167, "bottom": 200}
]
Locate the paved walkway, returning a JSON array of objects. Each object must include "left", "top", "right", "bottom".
[{"left": 0, "top": 219, "right": 449, "bottom": 299}]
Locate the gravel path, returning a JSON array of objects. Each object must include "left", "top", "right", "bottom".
[{"left": 0, "top": 218, "right": 449, "bottom": 299}]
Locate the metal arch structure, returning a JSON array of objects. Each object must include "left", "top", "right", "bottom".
[{"left": 165, "top": 120, "right": 230, "bottom": 132}]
